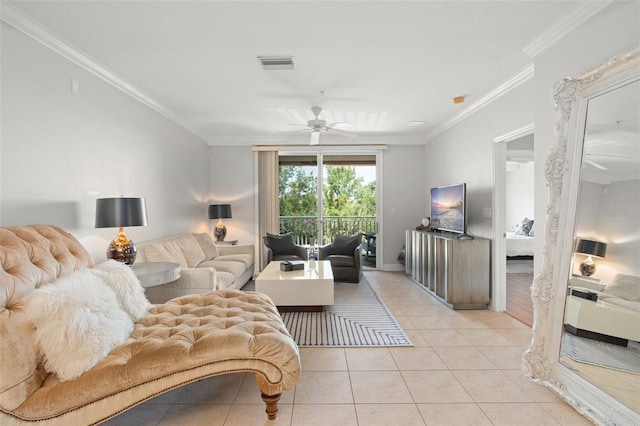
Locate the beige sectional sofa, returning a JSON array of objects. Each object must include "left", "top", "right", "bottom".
[{"left": 136, "top": 233, "right": 254, "bottom": 302}]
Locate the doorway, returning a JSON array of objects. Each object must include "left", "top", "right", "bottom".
[
  {"left": 492, "top": 123, "right": 534, "bottom": 323},
  {"left": 504, "top": 137, "right": 535, "bottom": 326},
  {"left": 278, "top": 152, "right": 379, "bottom": 269}
]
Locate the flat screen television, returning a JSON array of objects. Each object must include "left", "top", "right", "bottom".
[{"left": 430, "top": 183, "right": 466, "bottom": 234}]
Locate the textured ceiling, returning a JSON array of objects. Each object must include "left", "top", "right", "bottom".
[{"left": 6, "top": 1, "right": 600, "bottom": 146}]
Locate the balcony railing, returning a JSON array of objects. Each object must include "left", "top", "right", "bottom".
[{"left": 279, "top": 216, "right": 376, "bottom": 246}]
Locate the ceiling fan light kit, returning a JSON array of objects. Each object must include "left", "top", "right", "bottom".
[{"left": 294, "top": 105, "right": 356, "bottom": 145}]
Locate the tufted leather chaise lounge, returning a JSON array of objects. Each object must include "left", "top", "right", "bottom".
[{"left": 0, "top": 225, "right": 300, "bottom": 425}]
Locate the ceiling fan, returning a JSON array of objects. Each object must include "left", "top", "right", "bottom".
[
  {"left": 584, "top": 153, "right": 636, "bottom": 171},
  {"left": 294, "top": 106, "right": 355, "bottom": 145}
]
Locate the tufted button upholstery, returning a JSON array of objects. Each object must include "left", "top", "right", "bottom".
[
  {"left": 0, "top": 226, "right": 300, "bottom": 424},
  {"left": 0, "top": 226, "right": 94, "bottom": 412},
  {"left": 11, "top": 290, "right": 300, "bottom": 419}
]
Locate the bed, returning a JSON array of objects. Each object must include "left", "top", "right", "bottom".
[{"left": 506, "top": 231, "right": 535, "bottom": 257}]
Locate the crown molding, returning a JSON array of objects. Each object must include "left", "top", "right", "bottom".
[
  {"left": 424, "top": 2, "right": 612, "bottom": 143},
  {"left": 493, "top": 122, "right": 535, "bottom": 143},
  {"left": 251, "top": 144, "right": 388, "bottom": 152},
  {"left": 0, "top": 3, "right": 207, "bottom": 142},
  {"left": 425, "top": 64, "right": 534, "bottom": 142},
  {"left": 522, "top": 1, "right": 614, "bottom": 58}
]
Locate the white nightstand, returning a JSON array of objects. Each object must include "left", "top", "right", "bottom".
[{"left": 132, "top": 262, "right": 181, "bottom": 288}]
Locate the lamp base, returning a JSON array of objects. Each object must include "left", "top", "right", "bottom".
[
  {"left": 579, "top": 259, "right": 596, "bottom": 277},
  {"left": 107, "top": 228, "right": 137, "bottom": 265},
  {"left": 214, "top": 221, "right": 227, "bottom": 241}
]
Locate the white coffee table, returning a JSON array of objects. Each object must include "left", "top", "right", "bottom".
[{"left": 255, "top": 260, "right": 334, "bottom": 311}]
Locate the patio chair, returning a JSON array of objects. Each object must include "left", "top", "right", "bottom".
[{"left": 361, "top": 232, "right": 377, "bottom": 261}]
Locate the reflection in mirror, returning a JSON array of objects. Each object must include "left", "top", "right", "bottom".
[
  {"left": 560, "top": 78, "right": 640, "bottom": 414},
  {"left": 522, "top": 47, "right": 639, "bottom": 426}
]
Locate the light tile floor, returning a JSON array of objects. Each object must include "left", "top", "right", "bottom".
[{"left": 104, "top": 271, "right": 592, "bottom": 426}]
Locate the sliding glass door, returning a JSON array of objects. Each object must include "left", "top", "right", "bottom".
[{"left": 278, "top": 153, "right": 378, "bottom": 268}]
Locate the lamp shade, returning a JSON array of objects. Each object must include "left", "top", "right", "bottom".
[
  {"left": 95, "top": 197, "right": 148, "bottom": 228},
  {"left": 575, "top": 239, "right": 607, "bottom": 258},
  {"left": 208, "top": 204, "right": 232, "bottom": 220}
]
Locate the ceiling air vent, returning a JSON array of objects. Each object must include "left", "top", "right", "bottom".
[{"left": 258, "top": 56, "right": 295, "bottom": 70}]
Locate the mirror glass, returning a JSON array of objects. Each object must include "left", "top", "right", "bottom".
[{"left": 560, "top": 78, "right": 640, "bottom": 413}]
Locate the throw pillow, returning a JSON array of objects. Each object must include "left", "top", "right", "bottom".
[
  {"left": 330, "top": 234, "right": 361, "bottom": 256},
  {"left": 193, "top": 232, "right": 220, "bottom": 260},
  {"left": 23, "top": 269, "right": 134, "bottom": 381},
  {"left": 264, "top": 233, "right": 296, "bottom": 256},
  {"left": 173, "top": 234, "right": 207, "bottom": 267},
  {"left": 514, "top": 217, "right": 534, "bottom": 236},
  {"left": 145, "top": 240, "right": 188, "bottom": 268},
  {"left": 93, "top": 260, "right": 151, "bottom": 321},
  {"left": 603, "top": 273, "right": 640, "bottom": 302},
  {"left": 528, "top": 223, "right": 535, "bottom": 237}
]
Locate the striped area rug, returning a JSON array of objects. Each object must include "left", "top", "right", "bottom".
[
  {"left": 280, "top": 277, "right": 412, "bottom": 347},
  {"left": 561, "top": 332, "right": 640, "bottom": 374}
]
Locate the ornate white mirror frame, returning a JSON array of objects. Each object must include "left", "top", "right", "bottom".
[{"left": 522, "top": 47, "right": 640, "bottom": 425}]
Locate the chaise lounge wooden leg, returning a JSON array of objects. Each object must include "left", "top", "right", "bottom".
[{"left": 261, "top": 392, "right": 281, "bottom": 420}]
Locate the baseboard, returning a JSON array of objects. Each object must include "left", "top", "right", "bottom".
[
  {"left": 382, "top": 263, "right": 405, "bottom": 272},
  {"left": 564, "top": 324, "right": 629, "bottom": 347}
]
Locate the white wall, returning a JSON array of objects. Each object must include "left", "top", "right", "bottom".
[
  {"left": 505, "top": 162, "right": 534, "bottom": 231},
  {"left": 426, "top": 80, "right": 536, "bottom": 239},
  {"left": 0, "top": 23, "right": 210, "bottom": 262},
  {"left": 575, "top": 179, "right": 640, "bottom": 282},
  {"left": 381, "top": 145, "right": 428, "bottom": 268},
  {"left": 533, "top": 1, "right": 640, "bottom": 276},
  {"left": 208, "top": 146, "right": 255, "bottom": 245}
]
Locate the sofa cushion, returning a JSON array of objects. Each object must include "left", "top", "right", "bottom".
[
  {"left": 23, "top": 269, "right": 134, "bottom": 381},
  {"left": 603, "top": 273, "right": 640, "bottom": 302},
  {"left": 264, "top": 233, "right": 296, "bottom": 256},
  {"left": 216, "top": 271, "right": 236, "bottom": 289},
  {"left": 599, "top": 295, "right": 640, "bottom": 312},
  {"left": 199, "top": 259, "right": 247, "bottom": 279},
  {"left": 93, "top": 260, "right": 152, "bottom": 321},
  {"left": 193, "top": 232, "right": 220, "bottom": 260},
  {"left": 215, "top": 254, "right": 254, "bottom": 268},
  {"left": 145, "top": 240, "right": 188, "bottom": 268},
  {"left": 172, "top": 234, "right": 207, "bottom": 267},
  {"left": 325, "top": 255, "right": 356, "bottom": 268},
  {"left": 330, "top": 234, "right": 361, "bottom": 256}
]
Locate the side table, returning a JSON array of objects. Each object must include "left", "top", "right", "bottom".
[
  {"left": 132, "top": 262, "right": 181, "bottom": 288},
  {"left": 215, "top": 240, "right": 238, "bottom": 246}
]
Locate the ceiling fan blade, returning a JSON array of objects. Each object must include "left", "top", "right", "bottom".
[
  {"left": 329, "top": 128, "right": 357, "bottom": 138},
  {"left": 587, "top": 153, "right": 636, "bottom": 160},
  {"left": 310, "top": 131, "right": 320, "bottom": 145},
  {"left": 584, "top": 158, "right": 608, "bottom": 170},
  {"left": 288, "top": 123, "right": 311, "bottom": 129},
  {"left": 327, "top": 121, "right": 353, "bottom": 128}
]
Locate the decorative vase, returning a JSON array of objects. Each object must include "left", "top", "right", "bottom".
[{"left": 308, "top": 236, "right": 316, "bottom": 246}]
